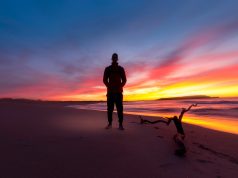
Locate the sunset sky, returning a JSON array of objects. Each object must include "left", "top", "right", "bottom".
[{"left": 0, "top": 0, "right": 238, "bottom": 101}]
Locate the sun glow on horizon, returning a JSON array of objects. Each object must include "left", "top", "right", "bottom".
[{"left": 53, "top": 81, "right": 238, "bottom": 101}]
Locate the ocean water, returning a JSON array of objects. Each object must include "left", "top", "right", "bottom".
[{"left": 70, "top": 98, "right": 238, "bottom": 134}]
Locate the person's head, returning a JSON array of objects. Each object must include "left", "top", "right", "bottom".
[{"left": 111, "top": 53, "right": 118, "bottom": 63}]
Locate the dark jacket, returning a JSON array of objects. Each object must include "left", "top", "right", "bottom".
[{"left": 103, "top": 62, "right": 127, "bottom": 93}]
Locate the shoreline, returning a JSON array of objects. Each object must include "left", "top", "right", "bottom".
[{"left": 68, "top": 106, "right": 238, "bottom": 135}]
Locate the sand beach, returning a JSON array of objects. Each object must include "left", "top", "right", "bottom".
[{"left": 0, "top": 100, "right": 238, "bottom": 178}]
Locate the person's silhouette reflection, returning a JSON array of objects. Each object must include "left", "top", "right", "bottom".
[{"left": 103, "top": 53, "right": 127, "bottom": 130}]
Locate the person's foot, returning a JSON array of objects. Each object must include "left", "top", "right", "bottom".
[
  {"left": 118, "top": 124, "right": 124, "bottom": 130},
  {"left": 105, "top": 124, "right": 112, "bottom": 129}
]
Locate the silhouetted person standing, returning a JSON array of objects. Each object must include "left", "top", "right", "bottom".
[{"left": 103, "top": 53, "right": 127, "bottom": 130}]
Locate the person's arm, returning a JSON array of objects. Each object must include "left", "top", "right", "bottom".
[
  {"left": 103, "top": 68, "right": 109, "bottom": 87},
  {"left": 121, "top": 67, "right": 127, "bottom": 87}
]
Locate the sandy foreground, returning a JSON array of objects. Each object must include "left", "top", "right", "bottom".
[{"left": 0, "top": 101, "right": 238, "bottom": 178}]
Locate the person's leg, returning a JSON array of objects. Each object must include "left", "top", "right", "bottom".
[
  {"left": 107, "top": 93, "right": 115, "bottom": 126},
  {"left": 115, "top": 93, "right": 124, "bottom": 128}
]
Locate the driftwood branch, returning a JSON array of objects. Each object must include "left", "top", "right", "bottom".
[
  {"left": 140, "top": 104, "right": 197, "bottom": 136},
  {"left": 178, "top": 103, "right": 197, "bottom": 121},
  {"left": 140, "top": 104, "right": 197, "bottom": 156},
  {"left": 139, "top": 115, "right": 168, "bottom": 125},
  {"left": 140, "top": 104, "right": 197, "bottom": 124}
]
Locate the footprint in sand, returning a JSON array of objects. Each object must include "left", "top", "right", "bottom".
[
  {"left": 157, "top": 135, "right": 164, "bottom": 138},
  {"left": 196, "top": 159, "right": 213, "bottom": 164},
  {"left": 192, "top": 142, "right": 238, "bottom": 165}
]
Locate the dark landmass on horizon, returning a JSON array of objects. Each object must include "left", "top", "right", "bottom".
[
  {"left": 0, "top": 95, "right": 221, "bottom": 105},
  {"left": 0, "top": 98, "right": 102, "bottom": 106},
  {"left": 158, "top": 95, "right": 219, "bottom": 100}
]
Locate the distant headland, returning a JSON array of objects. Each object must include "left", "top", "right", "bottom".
[
  {"left": 0, "top": 98, "right": 102, "bottom": 105},
  {"left": 158, "top": 95, "right": 219, "bottom": 100}
]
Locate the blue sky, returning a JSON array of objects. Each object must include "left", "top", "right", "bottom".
[{"left": 0, "top": 0, "right": 238, "bottom": 100}]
